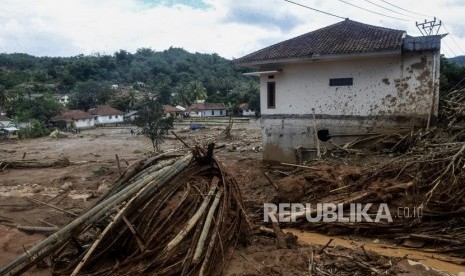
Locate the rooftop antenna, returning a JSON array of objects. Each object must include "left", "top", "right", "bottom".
[{"left": 416, "top": 17, "right": 442, "bottom": 36}]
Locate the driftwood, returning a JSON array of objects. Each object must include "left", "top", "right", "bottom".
[
  {"left": 0, "top": 157, "right": 70, "bottom": 169},
  {"left": 16, "top": 225, "right": 59, "bottom": 234}
]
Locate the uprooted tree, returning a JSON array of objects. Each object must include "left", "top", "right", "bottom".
[{"left": 135, "top": 95, "right": 173, "bottom": 151}]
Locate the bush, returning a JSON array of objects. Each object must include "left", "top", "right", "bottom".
[{"left": 19, "top": 119, "right": 51, "bottom": 139}]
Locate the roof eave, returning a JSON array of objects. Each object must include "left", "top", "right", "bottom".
[{"left": 236, "top": 50, "right": 402, "bottom": 67}]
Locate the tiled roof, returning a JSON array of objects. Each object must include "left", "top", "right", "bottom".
[
  {"left": 239, "top": 103, "right": 249, "bottom": 110},
  {"left": 53, "top": 110, "right": 93, "bottom": 122},
  {"left": 89, "top": 105, "right": 125, "bottom": 116},
  {"left": 234, "top": 19, "right": 405, "bottom": 64},
  {"left": 189, "top": 102, "right": 226, "bottom": 111},
  {"left": 162, "top": 105, "right": 183, "bottom": 113}
]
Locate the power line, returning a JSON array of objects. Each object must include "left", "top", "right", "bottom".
[
  {"left": 379, "top": 0, "right": 432, "bottom": 17},
  {"left": 361, "top": 0, "right": 416, "bottom": 19},
  {"left": 443, "top": 40, "right": 458, "bottom": 57},
  {"left": 443, "top": 24, "right": 465, "bottom": 56},
  {"left": 441, "top": 44, "right": 453, "bottom": 58},
  {"left": 336, "top": 0, "right": 410, "bottom": 21},
  {"left": 282, "top": 0, "right": 346, "bottom": 20}
]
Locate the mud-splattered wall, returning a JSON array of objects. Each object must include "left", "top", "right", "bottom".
[{"left": 259, "top": 51, "right": 440, "bottom": 163}]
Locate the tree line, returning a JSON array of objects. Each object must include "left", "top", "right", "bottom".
[{"left": 0, "top": 47, "right": 260, "bottom": 125}]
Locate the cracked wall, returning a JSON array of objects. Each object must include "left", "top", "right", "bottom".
[{"left": 259, "top": 51, "right": 440, "bottom": 162}]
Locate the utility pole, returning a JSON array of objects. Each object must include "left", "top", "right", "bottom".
[{"left": 416, "top": 17, "right": 442, "bottom": 36}]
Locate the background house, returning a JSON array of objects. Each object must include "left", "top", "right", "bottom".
[
  {"left": 0, "top": 115, "right": 12, "bottom": 127},
  {"left": 238, "top": 103, "right": 256, "bottom": 116},
  {"left": 188, "top": 102, "right": 227, "bottom": 117},
  {"left": 235, "top": 19, "right": 441, "bottom": 163},
  {"left": 53, "top": 110, "right": 95, "bottom": 129},
  {"left": 162, "top": 105, "right": 183, "bottom": 118},
  {"left": 89, "top": 105, "right": 125, "bottom": 125},
  {"left": 124, "top": 110, "right": 138, "bottom": 122},
  {"left": 58, "top": 95, "right": 69, "bottom": 106}
]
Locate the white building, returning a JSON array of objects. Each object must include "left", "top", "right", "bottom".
[
  {"left": 89, "top": 105, "right": 125, "bottom": 126},
  {"left": 53, "top": 110, "right": 95, "bottom": 129},
  {"left": 58, "top": 95, "right": 69, "bottom": 106},
  {"left": 235, "top": 19, "right": 441, "bottom": 163},
  {"left": 239, "top": 103, "right": 256, "bottom": 116},
  {"left": 188, "top": 102, "right": 227, "bottom": 117}
]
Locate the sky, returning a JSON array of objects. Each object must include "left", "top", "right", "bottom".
[{"left": 0, "top": 0, "right": 464, "bottom": 59}]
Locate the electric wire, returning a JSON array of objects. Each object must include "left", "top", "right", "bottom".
[
  {"left": 443, "top": 40, "right": 458, "bottom": 57},
  {"left": 282, "top": 0, "right": 346, "bottom": 20},
  {"left": 379, "top": 0, "right": 432, "bottom": 17},
  {"left": 443, "top": 24, "right": 465, "bottom": 55},
  {"left": 361, "top": 0, "right": 418, "bottom": 19},
  {"left": 336, "top": 0, "right": 410, "bottom": 21}
]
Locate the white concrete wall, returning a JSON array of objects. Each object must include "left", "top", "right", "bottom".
[
  {"left": 201, "top": 109, "right": 226, "bottom": 117},
  {"left": 258, "top": 52, "right": 440, "bottom": 163},
  {"left": 74, "top": 118, "right": 95, "bottom": 128},
  {"left": 242, "top": 110, "right": 255, "bottom": 116},
  {"left": 94, "top": 115, "right": 124, "bottom": 125},
  {"left": 260, "top": 53, "right": 438, "bottom": 118}
]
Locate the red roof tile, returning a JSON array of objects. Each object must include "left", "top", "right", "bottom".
[
  {"left": 234, "top": 19, "right": 405, "bottom": 65},
  {"left": 162, "top": 105, "right": 183, "bottom": 113},
  {"left": 53, "top": 110, "right": 93, "bottom": 122},
  {"left": 189, "top": 102, "right": 226, "bottom": 111},
  {"left": 89, "top": 105, "right": 124, "bottom": 116}
]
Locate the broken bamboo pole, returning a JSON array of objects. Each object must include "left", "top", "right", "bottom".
[
  {"left": 0, "top": 153, "right": 193, "bottom": 275},
  {"left": 311, "top": 108, "right": 321, "bottom": 158}
]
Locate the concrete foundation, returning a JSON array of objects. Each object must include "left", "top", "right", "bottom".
[{"left": 261, "top": 115, "right": 428, "bottom": 163}]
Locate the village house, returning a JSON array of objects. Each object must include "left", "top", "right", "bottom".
[
  {"left": 89, "top": 105, "right": 125, "bottom": 126},
  {"left": 58, "top": 95, "right": 69, "bottom": 106},
  {"left": 124, "top": 110, "right": 138, "bottom": 122},
  {"left": 0, "top": 115, "right": 12, "bottom": 127},
  {"left": 238, "top": 103, "right": 256, "bottom": 116},
  {"left": 53, "top": 110, "right": 95, "bottom": 129},
  {"left": 234, "top": 19, "right": 441, "bottom": 163},
  {"left": 188, "top": 102, "right": 227, "bottom": 117},
  {"left": 162, "top": 105, "right": 183, "bottom": 118}
]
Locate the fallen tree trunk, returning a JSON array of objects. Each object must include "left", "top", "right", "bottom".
[{"left": 0, "top": 157, "right": 71, "bottom": 169}]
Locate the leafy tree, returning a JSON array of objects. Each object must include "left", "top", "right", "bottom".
[
  {"left": 112, "top": 88, "right": 140, "bottom": 112},
  {"left": 0, "top": 85, "right": 6, "bottom": 110},
  {"left": 135, "top": 96, "right": 174, "bottom": 151},
  {"left": 19, "top": 119, "right": 51, "bottom": 139},
  {"left": 68, "top": 80, "right": 112, "bottom": 110},
  {"left": 13, "top": 93, "right": 62, "bottom": 123},
  {"left": 440, "top": 55, "right": 465, "bottom": 95},
  {"left": 187, "top": 80, "right": 207, "bottom": 102}
]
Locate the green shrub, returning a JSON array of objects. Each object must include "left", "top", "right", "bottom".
[{"left": 19, "top": 119, "right": 51, "bottom": 139}]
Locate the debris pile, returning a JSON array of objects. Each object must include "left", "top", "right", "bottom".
[
  {"left": 270, "top": 128, "right": 465, "bottom": 259},
  {"left": 312, "top": 245, "right": 400, "bottom": 275},
  {"left": 440, "top": 88, "right": 465, "bottom": 128},
  {"left": 0, "top": 145, "right": 249, "bottom": 275}
]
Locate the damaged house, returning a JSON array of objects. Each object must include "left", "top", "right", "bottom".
[{"left": 234, "top": 19, "right": 441, "bottom": 163}]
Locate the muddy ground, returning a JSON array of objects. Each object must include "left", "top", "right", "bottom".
[{"left": 0, "top": 122, "right": 463, "bottom": 275}]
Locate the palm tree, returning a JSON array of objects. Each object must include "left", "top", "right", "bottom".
[{"left": 187, "top": 80, "right": 207, "bottom": 102}]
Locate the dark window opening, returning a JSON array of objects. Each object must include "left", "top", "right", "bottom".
[
  {"left": 268, "top": 75, "right": 275, "bottom": 79},
  {"left": 211, "top": 110, "right": 214, "bottom": 115},
  {"left": 267, "top": 82, "right": 276, "bottom": 108},
  {"left": 330, "top": 78, "right": 353, "bottom": 86}
]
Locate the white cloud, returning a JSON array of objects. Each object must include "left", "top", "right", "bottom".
[{"left": 0, "top": 0, "right": 463, "bottom": 58}]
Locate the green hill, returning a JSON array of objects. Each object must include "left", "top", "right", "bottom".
[{"left": 0, "top": 48, "right": 259, "bottom": 119}]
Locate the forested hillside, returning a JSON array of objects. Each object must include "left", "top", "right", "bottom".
[
  {"left": 0, "top": 47, "right": 259, "bottom": 123},
  {"left": 450, "top": 55, "right": 465, "bottom": 67}
]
